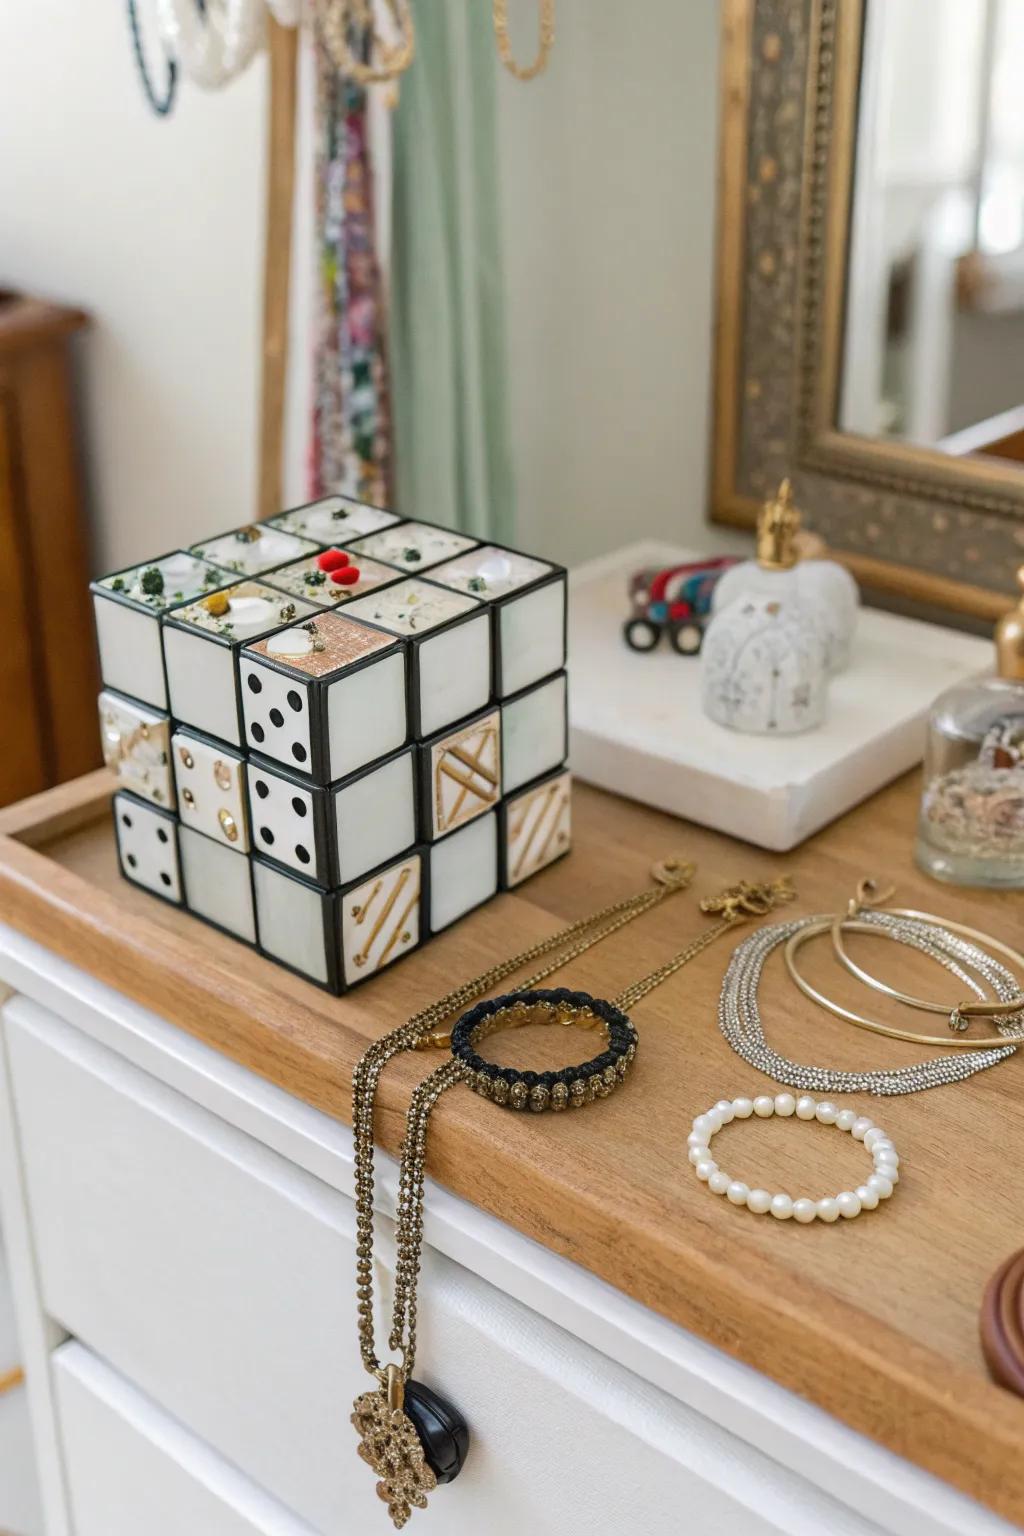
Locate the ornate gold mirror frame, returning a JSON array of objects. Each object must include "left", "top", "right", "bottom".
[{"left": 711, "top": 0, "right": 1024, "bottom": 624}]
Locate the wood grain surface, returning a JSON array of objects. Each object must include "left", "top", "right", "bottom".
[{"left": 2, "top": 770, "right": 1024, "bottom": 1522}]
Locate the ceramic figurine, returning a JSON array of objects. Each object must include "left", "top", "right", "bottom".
[
  {"left": 428, "top": 544, "right": 568, "bottom": 697},
  {"left": 267, "top": 494, "right": 402, "bottom": 545},
  {"left": 916, "top": 567, "right": 1024, "bottom": 887},
  {"left": 623, "top": 557, "right": 740, "bottom": 656},
  {"left": 240, "top": 609, "right": 408, "bottom": 783},
  {"left": 162, "top": 581, "right": 317, "bottom": 748},
  {"left": 501, "top": 672, "right": 568, "bottom": 794},
  {"left": 91, "top": 550, "right": 234, "bottom": 709},
  {"left": 252, "top": 848, "right": 424, "bottom": 992},
  {"left": 246, "top": 745, "right": 418, "bottom": 888},
  {"left": 343, "top": 578, "right": 492, "bottom": 738},
  {"left": 701, "top": 594, "right": 828, "bottom": 736},
  {"left": 711, "top": 480, "right": 859, "bottom": 672}
]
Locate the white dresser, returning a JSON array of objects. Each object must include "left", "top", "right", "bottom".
[{"left": 0, "top": 920, "right": 1013, "bottom": 1536}]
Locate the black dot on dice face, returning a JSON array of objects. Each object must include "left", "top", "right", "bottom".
[
  {"left": 157, "top": 828, "right": 168, "bottom": 844},
  {"left": 292, "top": 743, "right": 307, "bottom": 764},
  {"left": 287, "top": 690, "right": 302, "bottom": 712},
  {"left": 247, "top": 673, "right": 262, "bottom": 694},
  {"left": 122, "top": 813, "right": 133, "bottom": 828},
  {"left": 251, "top": 722, "right": 265, "bottom": 743},
  {"left": 254, "top": 780, "right": 269, "bottom": 799},
  {"left": 269, "top": 708, "right": 284, "bottom": 728},
  {"left": 291, "top": 796, "right": 308, "bottom": 817},
  {"left": 260, "top": 826, "right": 275, "bottom": 845},
  {"left": 160, "top": 871, "right": 172, "bottom": 887},
  {"left": 126, "top": 853, "right": 137, "bottom": 868},
  {"left": 295, "top": 845, "right": 310, "bottom": 865}
]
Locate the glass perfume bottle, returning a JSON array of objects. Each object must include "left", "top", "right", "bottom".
[
  {"left": 916, "top": 569, "right": 1024, "bottom": 887},
  {"left": 711, "top": 479, "right": 859, "bottom": 672}
]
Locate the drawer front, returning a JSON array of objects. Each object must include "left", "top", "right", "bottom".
[
  {"left": 5, "top": 999, "right": 884, "bottom": 1536},
  {"left": 53, "top": 1342, "right": 316, "bottom": 1536}
]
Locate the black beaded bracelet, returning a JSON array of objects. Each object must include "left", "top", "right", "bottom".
[{"left": 450, "top": 988, "right": 638, "bottom": 1112}]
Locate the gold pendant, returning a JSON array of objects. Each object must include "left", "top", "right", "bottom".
[{"left": 352, "top": 1366, "right": 437, "bottom": 1529}]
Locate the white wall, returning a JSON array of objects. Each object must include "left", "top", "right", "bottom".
[
  {"left": 0, "top": 1, "right": 726, "bottom": 578},
  {"left": 496, "top": 0, "right": 726, "bottom": 567},
  {"left": 0, "top": 1, "right": 267, "bottom": 574}
]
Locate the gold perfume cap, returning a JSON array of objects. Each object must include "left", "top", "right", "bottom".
[
  {"left": 995, "top": 565, "right": 1024, "bottom": 681},
  {"left": 756, "top": 478, "right": 801, "bottom": 571}
]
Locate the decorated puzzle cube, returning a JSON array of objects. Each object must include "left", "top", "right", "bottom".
[
  {"left": 264, "top": 547, "right": 400, "bottom": 609},
  {"left": 499, "top": 768, "right": 571, "bottom": 889},
  {"left": 252, "top": 848, "right": 424, "bottom": 992},
  {"left": 429, "top": 544, "right": 567, "bottom": 698},
  {"left": 113, "top": 791, "right": 182, "bottom": 905},
  {"left": 171, "top": 729, "right": 250, "bottom": 853},
  {"left": 92, "top": 550, "right": 233, "bottom": 709},
  {"left": 246, "top": 745, "right": 417, "bottom": 888},
  {"left": 190, "top": 522, "right": 319, "bottom": 577},
  {"left": 501, "top": 671, "right": 568, "bottom": 794},
  {"left": 267, "top": 494, "right": 402, "bottom": 545},
  {"left": 419, "top": 706, "right": 501, "bottom": 840},
  {"left": 239, "top": 610, "right": 408, "bottom": 783},
  {"left": 344, "top": 520, "right": 479, "bottom": 574},
  {"left": 179, "top": 824, "right": 257, "bottom": 945},
  {"left": 427, "top": 811, "right": 499, "bottom": 933},
  {"left": 98, "top": 689, "right": 175, "bottom": 809},
  {"left": 343, "top": 578, "right": 491, "bottom": 738},
  {"left": 162, "top": 581, "right": 316, "bottom": 748}
]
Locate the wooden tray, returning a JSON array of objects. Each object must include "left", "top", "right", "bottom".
[{"left": 2, "top": 767, "right": 1024, "bottom": 1524}]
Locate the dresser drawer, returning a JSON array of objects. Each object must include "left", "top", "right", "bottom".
[
  {"left": 53, "top": 1341, "right": 317, "bottom": 1536},
  {"left": 4, "top": 999, "right": 885, "bottom": 1536},
  {"left": 0, "top": 1240, "right": 42, "bottom": 1536}
]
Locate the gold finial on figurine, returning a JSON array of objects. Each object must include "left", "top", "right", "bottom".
[
  {"left": 756, "top": 477, "right": 801, "bottom": 571},
  {"left": 995, "top": 565, "right": 1024, "bottom": 681}
]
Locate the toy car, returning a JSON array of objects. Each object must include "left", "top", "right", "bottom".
[{"left": 623, "top": 557, "right": 740, "bottom": 655}]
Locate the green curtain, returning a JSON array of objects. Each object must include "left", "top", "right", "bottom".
[{"left": 390, "top": 0, "right": 516, "bottom": 542}]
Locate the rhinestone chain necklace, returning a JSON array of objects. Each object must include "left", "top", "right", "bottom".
[{"left": 720, "top": 909, "right": 1022, "bottom": 1097}]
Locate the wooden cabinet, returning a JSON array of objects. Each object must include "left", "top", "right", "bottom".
[{"left": 0, "top": 293, "right": 99, "bottom": 806}]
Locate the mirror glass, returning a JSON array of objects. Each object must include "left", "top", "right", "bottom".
[{"left": 840, "top": 0, "right": 1024, "bottom": 467}]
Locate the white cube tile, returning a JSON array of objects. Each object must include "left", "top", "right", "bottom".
[
  {"left": 428, "top": 813, "right": 498, "bottom": 933},
  {"left": 501, "top": 672, "right": 568, "bottom": 794},
  {"left": 99, "top": 690, "right": 175, "bottom": 810},
  {"left": 113, "top": 793, "right": 182, "bottom": 905},
  {"left": 179, "top": 825, "right": 256, "bottom": 944}
]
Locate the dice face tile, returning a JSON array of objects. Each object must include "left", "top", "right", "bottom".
[
  {"left": 343, "top": 579, "right": 490, "bottom": 738},
  {"left": 92, "top": 550, "right": 233, "bottom": 709},
  {"left": 264, "top": 550, "right": 399, "bottom": 609},
  {"left": 428, "top": 812, "right": 498, "bottom": 933},
  {"left": 500, "top": 769, "right": 571, "bottom": 888},
  {"left": 190, "top": 524, "right": 319, "bottom": 577},
  {"left": 334, "top": 747, "right": 418, "bottom": 887},
  {"left": 246, "top": 760, "right": 326, "bottom": 882},
  {"left": 252, "top": 858, "right": 336, "bottom": 991},
  {"left": 172, "top": 730, "right": 250, "bottom": 852},
  {"left": 337, "top": 851, "right": 423, "bottom": 987},
  {"left": 99, "top": 690, "right": 175, "bottom": 809},
  {"left": 179, "top": 825, "right": 256, "bottom": 944},
  {"left": 113, "top": 792, "right": 182, "bottom": 904},
  {"left": 422, "top": 708, "right": 501, "bottom": 839},
  {"left": 268, "top": 496, "right": 402, "bottom": 545},
  {"left": 501, "top": 671, "right": 568, "bottom": 794},
  {"left": 241, "top": 611, "right": 408, "bottom": 783},
  {"left": 429, "top": 545, "right": 567, "bottom": 698},
  {"left": 346, "top": 521, "right": 479, "bottom": 574},
  {"left": 163, "top": 582, "right": 316, "bottom": 748}
]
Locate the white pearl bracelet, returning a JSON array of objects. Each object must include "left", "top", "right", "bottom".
[{"left": 687, "top": 1093, "right": 901, "bottom": 1223}]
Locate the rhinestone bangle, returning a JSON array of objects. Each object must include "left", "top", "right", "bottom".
[{"left": 450, "top": 988, "right": 638, "bottom": 1112}]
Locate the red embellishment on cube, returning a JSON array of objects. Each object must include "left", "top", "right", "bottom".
[
  {"left": 317, "top": 548, "right": 350, "bottom": 572},
  {"left": 331, "top": 565, "right": 361, "bottom": 586}
]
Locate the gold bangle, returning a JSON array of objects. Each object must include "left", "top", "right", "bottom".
[
  {"left": 830, "top": 909, "right": 1024, "bottom": 1021},
  {"left": 785, "top": 920, "right": 1024, "bottom": 1049}
]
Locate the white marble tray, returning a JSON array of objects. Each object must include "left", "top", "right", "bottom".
[{"left": 568, "top": 541, "right": 992, "bottom": 850}]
